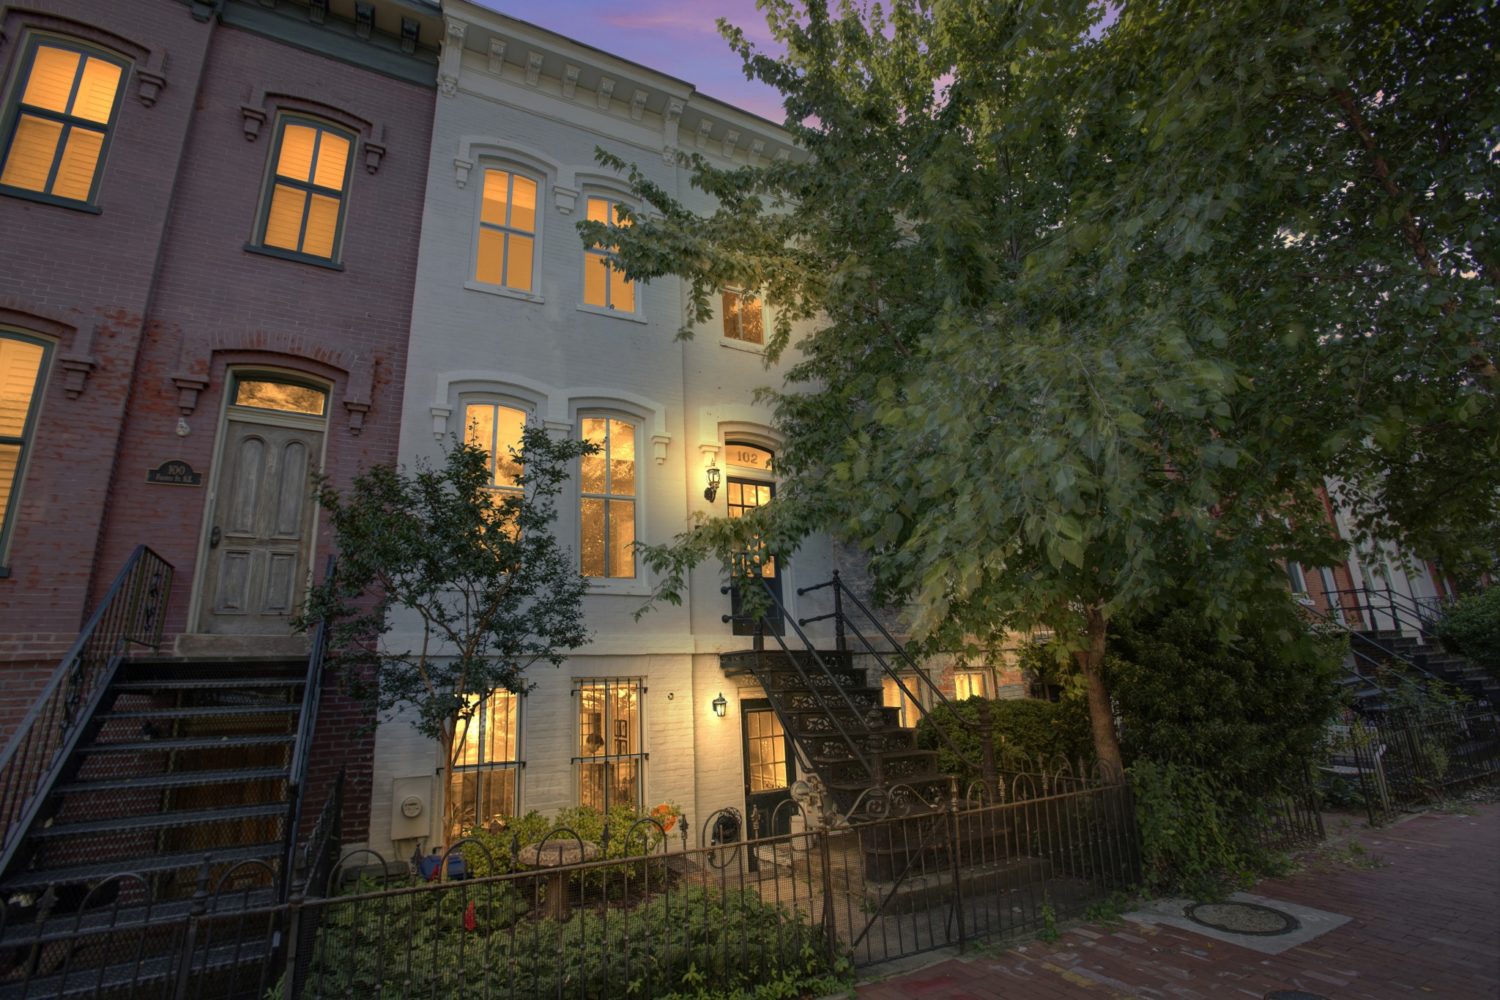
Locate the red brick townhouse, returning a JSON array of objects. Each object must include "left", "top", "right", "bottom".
[{"left": 0, "top": 0, "right": 439, "bottom": 870}]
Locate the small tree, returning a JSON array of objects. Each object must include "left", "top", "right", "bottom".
[{"left": 298, "top": 428, "right": 592, "bottom": 837}]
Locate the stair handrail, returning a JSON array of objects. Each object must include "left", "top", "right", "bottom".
[
  {"left": 724, "top": 577, "right": 879, "bottom": 783},
  {"left": 279, "top": 556, "right": 335, "bottom": 902},
  {"left": 1298, "top": 600, "right": 1443, "bottom": 708},
  {"left": 0, "top": 545, "right": 174, "bottom": 873},
  {"left": 799, "top": 572, "right": 984, "bottom": 765},
  {"left": 1326, "top": 585, "right": 1449, "bottom": 636}
]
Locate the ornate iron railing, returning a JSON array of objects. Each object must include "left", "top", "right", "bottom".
[{"left": 0, "top": 545, "right": 173, "bottom": 875}]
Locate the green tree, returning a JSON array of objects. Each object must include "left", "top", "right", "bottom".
[
  {"left": 589, "top": 0, "right": 1496, "bottom": 774},
  {"left": 298, "top": 430, "right": 592, "bottom": 834}
]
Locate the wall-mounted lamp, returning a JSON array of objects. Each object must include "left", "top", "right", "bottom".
[
  {"left": 712, "top": 692, "right": 727, "bottom": 718},
  {"left": 703, "top": 464, "right": 721, "bottom": 503}
]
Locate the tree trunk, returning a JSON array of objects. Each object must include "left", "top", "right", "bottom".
[{"left": 1079, "top": 605, "right": 1124, "bottom": 781}]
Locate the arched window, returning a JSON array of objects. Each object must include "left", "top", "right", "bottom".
[
  {"left": 581, "top": 195, "right": 635, "bottom": 313},
  {"left": 254, "top": 115, "right": 355, "bottom": 263},
  {"left": 579, "top": 414, "right": 637, "bottom": 578},
  {"left": 463, "top": 400, "right": 528, "bottom": 501},
  {"left": 473, "top": 167, "right": 539, "bottom": 293}
]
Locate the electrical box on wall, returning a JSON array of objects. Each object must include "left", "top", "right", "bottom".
[{"left": 390, "top": 775, "right": 433, "bottom": 843}]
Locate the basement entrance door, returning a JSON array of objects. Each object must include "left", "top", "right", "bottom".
[
  {"left": 197, "top": 373, "right": 327, "bottom": 634},
  {"left": 743, "top": 699, "right": 796, "bottom": 849}
]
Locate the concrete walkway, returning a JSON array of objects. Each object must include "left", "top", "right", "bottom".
[{"left": 857, "top": 803, "right": 1500, "bottom": 999}]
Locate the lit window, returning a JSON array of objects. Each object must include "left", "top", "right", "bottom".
[
  {"left": 231, "top": 374, "right": 327, "bottom": 416},
  {"left": 255, "top": 117, "right": 353, "bottom": 261},
  {"left": 0, "top": 332, "right": 51, "bottom": 560},
  {"left": 953, "top": 670, "right": 988, "bottom": 701},
  {"left": 464, "top": 402, "right": 527, "bottom": 500},
  {"left": 474, "top": 169, "right": 538, "bottom": 292},
  {"left": 579, "top": 415, "right": 635, "bottom": 578},
  {"left": 575, "top": 679, "right": 643, "bottom": 811},
  {"left": 1286, "top": 561, "right": 1310, "bottom": 599},
  {"left": 722, "top": 289, "right": 764, "bottom": 345},
  {"left": 582, "top": 196, "right": 635, "bottom": 311},
  {"left": 0, "top": 38, "right": 126, "bottom": 205},
  {"left": 882, "top": 676, "right": 921, "bottom": 728},
  {"left": 448, "top": 691, "right": 520, "bottom": 837}
]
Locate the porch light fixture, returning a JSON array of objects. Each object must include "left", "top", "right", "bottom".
[
  {"left": 712, "top": 692, "right": 727, "bottom": 718},
  {"left": 703, "top": 464, "right": 721, "bottom": 503}
]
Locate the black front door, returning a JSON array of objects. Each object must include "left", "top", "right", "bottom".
[
  {"left": 727, "top": 477, "right": 783, "bottom": 635},
  {"left": 742, "top": 700, "right": 795, "bottom": 853}
]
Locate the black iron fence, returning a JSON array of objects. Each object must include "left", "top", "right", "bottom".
[
  {"left": 1330, "top": 707, "right": 1500, "bottom": 824},
  {"left": 0, "top": 546, "right": 173, "bottom": 873},
  {"left": 0, "top": 773, "right": 1141, "bottom": 998}
]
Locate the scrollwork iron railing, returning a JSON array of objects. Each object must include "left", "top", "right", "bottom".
[{"left": 0, "top": 545, "right": 173, "bottom": 874}]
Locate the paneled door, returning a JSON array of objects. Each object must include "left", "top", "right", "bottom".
[
  {"left": 199, "top": 376, "right": 326, "bottom": 634},
  {"left": 727, "top": 477, "right": 784, "bottom": 635},
  {"left": 742, "top": 699, "right": 795, "bottom": 872}
]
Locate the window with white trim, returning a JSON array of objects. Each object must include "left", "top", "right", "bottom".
[
  {"left": 579, "top": 414, "right": 636, "bottom": 578},
  {"left": 464, "top": 401, "right": 526, "bottom": 501},
  {"left": 474, "top": 168, "right": 538, "bottom": 292},
  {"left": 721, "top": 288, "right": 764, "bottom": 345},
  {"left": 575, "top": 678, "right": 643, "bottom": 810},
  {"left": 0, "top": 36, "right": 126, "bottom": 207},
  {"left": 882, "top": 676, "right": 921, "bottom": 728},
  {"left": 0, "top": 331, "right": 50, "bottom": 562},
  {"left": 582, "top": 195, "right": 635, "bottom": 312},
  {"left": 447, "top": 690, "right": 520, "bottom": 836}
]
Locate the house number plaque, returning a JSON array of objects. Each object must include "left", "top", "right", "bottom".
[{"left": 146, "top": 460, "right": 203, "bottom": 486}]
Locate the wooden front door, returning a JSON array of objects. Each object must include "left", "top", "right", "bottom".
[
  {"left": 742, "top": 700, "right": 795, "bottom": 870},
  {"left": 727, "top": 477, "right": 783, "bottom": 635},
  {"left": 199, "top": 414, "right": 322, "bottom": 634}
]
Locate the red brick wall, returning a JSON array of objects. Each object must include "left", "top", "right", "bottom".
[
  {"left": 0, "top": 0, "right": 213, "bottom": 732},
  {"left": 0, "top": 1, "right": 436, "bottom": 842}
]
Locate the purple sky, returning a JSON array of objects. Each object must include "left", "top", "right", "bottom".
[{"left": 473, "top": 1, "right": 789, "bottom": 120}]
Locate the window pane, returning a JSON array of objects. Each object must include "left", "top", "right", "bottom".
[
  {"left": 586, "top": 196, "right": 609, "bottom": 224},
  {"left": 583, "top": 253, "right": 608, "bottom": 307},
  {"left": 609, "top": 420, "right": 635, "bottom": 495},
  {"left": 486, "top": 693, "right": 517, "bottom": 763},
  {"left": 580, "top": 498, "right": 605, "bottom": 576},
  {"left": 475, "top": 228, "right": 505, "bottom": 284},
  {"left": 262, "top": 184, "right": 307, "bottom": 251},
  {"left": 233, "top": 379, "right": 326, "bottom": 415},
  {"left": 722, "top": 290, "right": 740, "bottom": 339},
  {"left": 511, "top": 175, "right": 537, "bottom": 232},
  {"left": 727, "top": 481, "right": 742, "bottom": 506},
  {"left": 579, "top": 685, "right": 604, "bottom": 756},
  {"left": 610, "top": 759, "right": 639, "bottom": 809},
  {"left": 494, "top": 405, "right": 525, "bottom": 488},
  {"left": 505, "top": 235, "right": 533, "bottom": 291},
  {"left": 580, "top": 418, "right": 607, "bottom": 492},
  {"left": 51, "top": 126, "right": 103, "bottom": 201},
  {"left": 726, "top": 444, "right": 773, "bottom": 472},
  {"left": 312, "top": 131, "right": 350, "bottom": 190},
  {"left": 612, "top": 683, "right": 638, "bottom": 753},
  {"left": 609, "top": 267, "right": 635, "bottom": 312},
  {"left": 276, "top": 124, "right": 317, "bottom": 182},
  {"left": 0, "top": 337, "right": 46, "bottom": 437},
  {"left": 608, "top": 499, "right": 635, "bottom": 578},
  {"left": 741, "top": 296, "right": 764, "bottom": 344},
  {"left": 20, "top": 46, "right": 79, "bottom": 114},
  {"left": 302, "top": 192, "right": 341, "bottom": 258},
  {"left": 0, "top": 443, "right": 19, "bottom": 530},
  {"left": 1, "top": 115, "right": 63, "bottom": 192},
  {"left": 464, "top": 403, "right": 496, "bottom": 462},
  {"left": 579, "top": 761, "right": 605, "bottom": 811},
  {"left": 453, "top": 711, "right": 481, "bottom": 767},
  {"left": 72, "top": 57, "right": 122, "bottom": 124},
  {"left": 481, "top": 170, "right": 510, "bottom": 226}
]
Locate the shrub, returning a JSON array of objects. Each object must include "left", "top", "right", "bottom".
[
  {"left": 457, "top": 803, "right": 683, "bottom": 894},
  {"left": 915, "top": 694, "right": 1093, "bottom": 784},
  {"left": 1129, "top": 760, "right": 1265, "bottom": 899},
  {"left": 304, "top": 884, "right": 852, "bottom": 999},
  {"left": 1436, "top": 587, "right": 1500, "bottom": 682},
  {"left": 1106, "top": 594, "right": 1344, "bottom": 800}
]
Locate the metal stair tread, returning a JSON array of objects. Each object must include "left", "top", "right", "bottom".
[
  {"left": 0, "top": 938, "right": 273, "bottom": 1000},
  {"left": 31, "top": 802, "right": 287, "bottom": 838},
  {"left": 76, "top": 734, "right": 295, "bottom": 753},
  {"left": 111, "top": 677, "right": 304, "bottom": 691},
  {"left": 57, "top": 766, "right": 291, "bottom": 795},
  {"left": 99, "top": 704, "right": 300, "bottom": 722},
  {"left": 1, "top": 843, "right": 284, "bottom": 892},
  {"left": 0, "top": 888, "right": 276, "bottom": 947}
]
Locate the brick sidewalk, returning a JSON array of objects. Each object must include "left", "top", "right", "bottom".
[{"left": 857, "top": 804, "right": 1500, "bottom": 999}]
